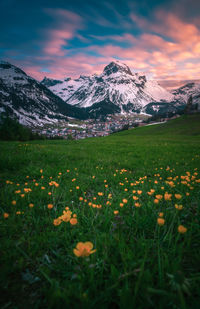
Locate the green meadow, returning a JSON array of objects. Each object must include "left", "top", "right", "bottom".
[{"left": 0, "top": 114, "right": 200, "bottom": 308}]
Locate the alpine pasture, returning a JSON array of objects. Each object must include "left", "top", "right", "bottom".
[{"left": 1, "top": 114, "right": 200, "bottom": 308}]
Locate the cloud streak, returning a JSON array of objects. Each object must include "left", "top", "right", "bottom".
[{"left": 2, "top": 2, "right": 200, "bottom": 81}]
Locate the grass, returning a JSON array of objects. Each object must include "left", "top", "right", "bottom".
[{"left": 0, "top": 113, "right": 200, "bottom": 308}]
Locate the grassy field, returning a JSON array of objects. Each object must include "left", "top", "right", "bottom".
[{"left": 0, "top": 113, "right": 200, "bottom": 308}]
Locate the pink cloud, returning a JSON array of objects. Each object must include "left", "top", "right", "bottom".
[
  {"left": 42, "top": 9, "right": 83, "bottom": 56},
  {"left": 11, "top": 9, "right": 200, "bottom": 82}
]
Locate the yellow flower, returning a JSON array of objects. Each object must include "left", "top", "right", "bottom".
[
  {"left": 157, "top": 218, "right": 165, "bottom": 226},
  {"left": 3, "top": 213, "right": 9, "bottom": 219},
  {"left": 175, "top": 194, "right": 182, "bottom": 199},
  {"left": 70, "top": 218, "right": 78, "bottom": 225},
  {"left": 73, "top": 242, "right": 96, "bottom": 257},
  {"left": 178, "top": 225, "right": 187, "bottom": 234},
  {"left": 175, "top": 204, "right": 183, "bottom": 210}
]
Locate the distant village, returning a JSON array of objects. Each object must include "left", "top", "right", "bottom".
[{"left": 32, "top": 114, "right": 181, "bottom": 140}]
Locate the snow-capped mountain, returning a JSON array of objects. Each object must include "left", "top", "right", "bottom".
[
  {"left": 171, "top": 82, "right": 200, "bottom": 105},
  {"left": 42, "top": 61, "right": 174, "bottom": 115},
  {"left": 0, "top": 61, "right": 86, "bottom": 126}
]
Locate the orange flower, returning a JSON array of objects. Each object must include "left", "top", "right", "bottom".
[
  {"left": 41, "top": 186, "right": 45, "bottom": 190},
  {"left": 175, "top": 194, "right": 182, "bottom": 199},
  {"left": 53, "top": 218, "right": 61, "bottom": 226},
  {"left": 164, "top": 193, "right": 172, "bottom": 201},
  {"left": 29, "top": 203, "right": 34, "bottom": 208},
  {"left": 119, "top": 203, "right": 124, "bottom": 207},
  {"left": 137, "top": 190, "right": 142, "bottom": 195},
  {"left": 98, "top": 192, "right": 103, "bottom": 196},
  {"left": 47, "top": 204, "right": 54, "bottom": 209},
  {"left": 122, "top": 199, "right": 128, "bottom": 204},
  {"left": 12, "top": 200, "right": 16, "bottom": 205},
  {"left": 73, "top": 242, "right": 96, "bottom": 257},
  {"left": 133, "top": 196, "right": 138, "bottom": 200},
  {"left": 158, "top": 212, "right": 164, "bottom": 217},
  {"left": 3, "top": 213, "right": 9, "bottom": 219},
  {"left": 155, "top": 195, "right": 163, "bottom": 200},
  {"left": 114, "top": 210, "right": 119, "bottom": 215},
  {"left": 157, "top": 218, "right": 165, "bottom": 226},
  {"left": 70, "top": 218, "right": 78, "bottom": 225},
  {"left": 40, "top": 169, "right": 43, "bottom": 173},
  {"left": 154, "top": 199, "right": 159, "bottom": 204},
  {"left": 62, "top": 211, "right": 72, "bottom": 222},
  {"left": 135, "top": 202, "right": 141, "bottom": 207},
  {"left": 76, "top": 186, "right": 80, "bottom": 190},
  {"left": 178, "top": 225, "right": 187, "bottom": 234},
  {"left": 79, "top": 197, "right": 83, "bottom": 201}
]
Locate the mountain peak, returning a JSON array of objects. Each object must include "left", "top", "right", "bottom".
[{"left": 103, "top": 61, "right": 133, "bottom": 76}]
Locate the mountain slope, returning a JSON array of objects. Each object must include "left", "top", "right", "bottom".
[
  {"left": 0, "top": 61, "right": 87, "bottom": 126},
  {"left": 42, "top": 61, "right": 174, "bottom": 115},
  {"left": 171, "top": 82, "right": 200, "bottom": 105}
]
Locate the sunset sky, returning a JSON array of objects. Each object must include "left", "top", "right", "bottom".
[{"left": 1, "top": 0, "right": 200, "bottom": 81}]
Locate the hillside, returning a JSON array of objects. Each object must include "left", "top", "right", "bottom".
[{"left": 116, "top": 113, "right": 200, "bottom": 137}]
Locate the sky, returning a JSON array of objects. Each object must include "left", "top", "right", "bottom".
[{"left": 0, "top": 0, "right": 200, "bottom": 81}]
